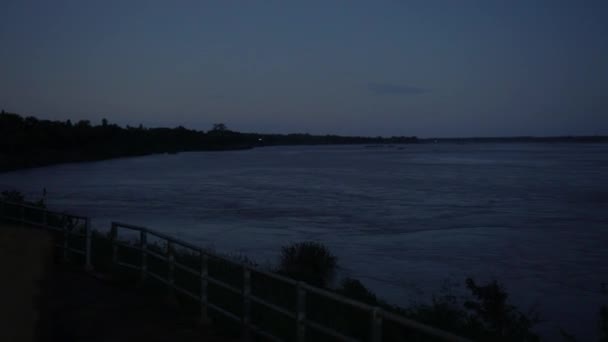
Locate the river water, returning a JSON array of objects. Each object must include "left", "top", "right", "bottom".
[{"left": 2, "top": 143, "right": 607, "bottom": 340}]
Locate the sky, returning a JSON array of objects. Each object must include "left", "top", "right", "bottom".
[{"left": 1, "top": 0, "right": 607, "bottom": 137}]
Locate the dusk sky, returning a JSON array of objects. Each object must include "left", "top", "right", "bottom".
[{"left": 1, "top": 1, "right": 606, "bottom": 137}]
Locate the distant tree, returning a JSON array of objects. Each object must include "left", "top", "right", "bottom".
[
  {"left": 0, "top": 110, "right": 421, "bottom": 173},
  {"left": 25, "top": 116, "right": 39, "bottom": 126},
  {"left": 76, "top": 120, "right": 91, "bottom": 128},
  {"left": 212, "top": 123, "right": 228, "bottom": 132},
  {"left": 1, "top": 109, "right": 4, "bottom": 115}
]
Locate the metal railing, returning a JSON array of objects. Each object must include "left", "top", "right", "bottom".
[
  {"left": 110, "top": 222, "right": 471, "bottom": 342},
  {"left": 0, "top": 199, "right": 471, "bottom": 342}
]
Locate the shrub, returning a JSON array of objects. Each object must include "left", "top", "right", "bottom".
[
  {"left": 404, "top": 278, "right": 540, "bottom": 341},
  {"left": 277, "top": 241, "right": 337, "bottom": 287},
  {"left": 463, "top": 278, "right": 539, "bottom": 341},
  {"left": 406, "top": 281, "right": 469, "bottom": 337},
  {"left": 337, "top": 277, "right": 378, "bottom": 305}
]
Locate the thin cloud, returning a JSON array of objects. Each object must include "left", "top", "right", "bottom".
[{"left": 368, "top": 82, "right": 428, "bottom": 95}]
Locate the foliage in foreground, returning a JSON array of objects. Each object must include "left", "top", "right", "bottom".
[
  {"left": 339, "top": 274, "right": 540, "bottom": 341},
  {"left": 272, "top": 240, "right": 540, "bottom": 341},
  {"left": 277, "top": 241, "right": 337, "bottom": 287}
]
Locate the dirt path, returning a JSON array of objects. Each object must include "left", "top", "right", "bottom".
[{"left": 0, "top": 223, "right": 234, "bottom": 342}]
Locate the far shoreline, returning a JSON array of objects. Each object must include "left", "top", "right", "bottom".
[
  {"left": 2, "top": 137, "right": 607, "bottom": 175},
  {"left": 2, "top": 110, "right": 606, "bottom": 174}
]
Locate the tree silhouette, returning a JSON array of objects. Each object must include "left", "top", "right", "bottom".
[
  {"left": 211, "top": 123, "right": 227, "bottom": 132},
  {"left": 0, "top": 110, "right": 418, "bottom": 172}
]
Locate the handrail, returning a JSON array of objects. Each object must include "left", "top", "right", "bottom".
[
  {"left": 0, "top": 200, "right": 471, "bottom": 342},
  {"left": 113, "top": 221, "right": 205, "bottom": 252}
]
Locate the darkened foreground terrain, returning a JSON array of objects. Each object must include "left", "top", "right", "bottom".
[
  {"left": 0, "top": 110, "right": 417, "bottom": 171},
  {"left": 0, "top": 222, "right": 232, "bottom": 342},
  {"left": 0, "top": 223, "right": 52, "bottom": 342}
]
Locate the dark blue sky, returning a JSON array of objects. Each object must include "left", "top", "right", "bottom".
[{"left": 1, "top": 1, "right": 606, "bottom": 137}]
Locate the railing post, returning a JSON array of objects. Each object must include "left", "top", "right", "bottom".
[
  {"left": 140, "top": 230, "right": 147, "bottom": 283},
  {"left": 42, "top": 209, "right": 47, "bottom": 228},
  {"left": 62, "top": 216, "right": 69, "bottom": 262},
  {"left": 370, "top": 307, "right": 383, "bottom": 342},
  {"left": 242, "top": 267, "right": 251, "bottom": 341},
  {"left": 167, "top": 241, "right": 175, "bottom": 296},
  {"left": 111, "top": 223, "right": 118, "bottom": 266},
  {"left": 20, "top": 205, "right": 25, "bottom": 226},
  {"left": 200, "top": 252, "right": 209, "bottom": 324},
  {"left": 296, "top": 282, "right": 306, "bottom": 342},
  {"left": 84, "top": 217, "right": 93, "bottom": 271}
]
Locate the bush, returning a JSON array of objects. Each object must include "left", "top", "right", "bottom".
[
  {"left": 403, "top": 278, "right": 540, "bottom": 341},
  {"left": 464, "top": 278, "right": 539, "bottom": 341},
  {"left": 277, "top": 241, "right": 337, "bottom": 287},
  {"left": 337, "top": 277, "right": 378, "bottom": 305}
]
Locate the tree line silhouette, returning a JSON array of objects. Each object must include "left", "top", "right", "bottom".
[{"left": 0, "top": 110, "right": 418, "bottom": 171}]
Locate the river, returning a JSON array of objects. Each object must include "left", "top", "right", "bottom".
[{"left": 2, "top": 143, "right": 607, "bottom": 340}]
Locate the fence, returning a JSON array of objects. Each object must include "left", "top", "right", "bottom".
[{"left": 0, "top": 200, "right": 471, "bottom": 342}]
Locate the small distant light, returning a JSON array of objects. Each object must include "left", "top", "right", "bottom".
[{"left": 258, "top": 138, "right": 263, "bottom": 141}]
